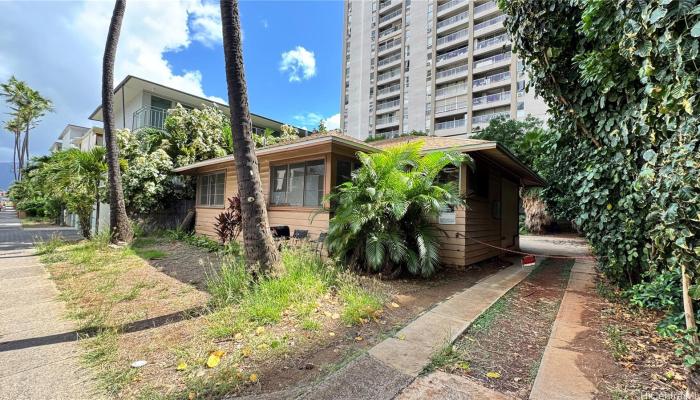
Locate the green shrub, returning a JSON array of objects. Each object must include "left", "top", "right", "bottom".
[{"left": 326, "top": 141, "right": 468, "bottom": 277}]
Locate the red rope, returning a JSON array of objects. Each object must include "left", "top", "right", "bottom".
[{"left": 462, "top": 234, "right": 599, "bottom": 261}]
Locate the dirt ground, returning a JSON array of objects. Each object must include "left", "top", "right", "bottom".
[
  {"left": 579, "top": 279, "right": 685, "bottom": 399},
  {"left": 432, "top": 258, "right": 574, "bottom": 399},
  {"left": 103, "top": 238, "right": 509, "bottom": 398}
]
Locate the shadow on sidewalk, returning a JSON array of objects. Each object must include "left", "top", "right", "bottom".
[{"left": 0, "top": 305, "right": 208, "bottom": 352}]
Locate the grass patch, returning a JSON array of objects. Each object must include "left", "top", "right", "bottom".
[
  {"left": 425, "top": 342, "right": 462, "bottom": 373},
  {"left": 206, "top": 257, "right": 251, "bottom": 308},
  {"left": 20, "top": 215, "right": 55, "bottom": 226},
  {"left": 606, "top": 325, "right": 629, "bottom": 360},
  {"left": 134, "top": 249, "right": 167, "bottom": 260},
  {"left": 470, "top": 295, "right": 508, "bottom": 333},
  {"left": 338, "top": 282, "right": 384, "bottom": 325}
]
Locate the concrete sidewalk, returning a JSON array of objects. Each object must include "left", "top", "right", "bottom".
[
  {"left": 0, "top": 208, "right": 97, "bottom": 400},
  {"left": 529, "top": 257, "right": 599, "bottom": 399}
]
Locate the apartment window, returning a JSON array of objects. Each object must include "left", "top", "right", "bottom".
[
  {"left": 271, "top": 160, "right": 325, "bottom": 207},
  {"left": 197, "top": 172, "right": 225, "bottom": 207}
]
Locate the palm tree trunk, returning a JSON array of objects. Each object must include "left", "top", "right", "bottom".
[
  {"left": 95, "top": 180, "right": 101, "bottom": 235},
  {"left": 220, "top": 0, "right": 280, "bottom": 274},
  {"left": 102, "top": 0, "right": 133, "bottom": 244},
  {"left": 12, "top": 132, "right": 19, "bottom": 180}
]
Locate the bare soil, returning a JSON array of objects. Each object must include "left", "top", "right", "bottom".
[
  {"left": 434, "top": 258, "right": 574, "bottom": 399},
  {"left": 579, "top": 280, "right": 685, "bottom": 399}
]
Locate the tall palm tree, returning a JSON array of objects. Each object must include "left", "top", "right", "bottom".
[
  {"left": 220, "top": 0, "right": 280, "bottom": 274},
  {"left": 0, "top": 76, "right": 53, "bottom": 179},
  {"left": 4, "top": 118, "right": 23, "bottom": 180},
  {"left": 102, "top": 0, "right": 133, "bottom": 243}
]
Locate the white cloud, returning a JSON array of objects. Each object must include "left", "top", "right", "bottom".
[
  {"left": 326, "top": 113, "right": 340, "bottom": 130},
  {"left": 0, "top": 0, "right": 226, "bottom": 161},
  {"left": 279, "top": 46, "right": 316, "bottom": 82},
  {"left": 293, "top": 112, "right": 339, "bottom": 131}
]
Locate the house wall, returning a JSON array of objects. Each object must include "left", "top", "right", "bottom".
[{"left": 193, "top": 145, "right": 336, "bottom": 241}]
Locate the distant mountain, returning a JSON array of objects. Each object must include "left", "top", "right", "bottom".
[{"left": 0, "top": 162, "right": 16, "bottom": 192}]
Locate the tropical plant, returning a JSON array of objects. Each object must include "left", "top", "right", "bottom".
[
  {"left": 472, "top": 116, "right": 545, "bottom": 170},
  {"left": 499, "top": 0, "right": 700, "bottom": 389},
  {"left": 220, "top": 0, "right": 280, "bottom": 274},
  {"left": 325, "top": 141, "right": 467, "bottom": 277},
  {"left": 4, "top": 117, "right": 23, "bottom": 180},
  {"left": 163, "top": 104, "right": 232, "bottom": 166},
  {"left": 102, "top": 0, "right": 132, "bottom": 243},
  {"left": 0, "top": 76, "right": 53, "bottom": 180},
  {"left": 214, "top": 196, "right": 242, "bottom": 244}
]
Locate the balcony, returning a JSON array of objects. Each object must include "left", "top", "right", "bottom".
[
  {"left": 436, "top": 81, "right": 468, "bottom": 98},
  {"left": 377, "top": 84, "right": 401, "bottom": 98},
  {"left": 378, "top": 38, "right": 401, "bottom": 54},
  {"left": 472, "top": 71, "right": 511, "bottom": 89},
  {"left": 436, "top": 63, "right": 469, "bottom": 83},
  {"left": 435, "top": 117, "right": 466, "bottom": 131},
  {"left": 379, "top": 8, "right": 402, "bottom": 25},
  {"left": 376, "top": 115, "right": 399, "bottom": 128},
  {"left": 376, "top": 98, "right": 401, "bottom": 111},
  {"left": 377, "top": 68, "right": 401, "bottom": 83},
  {"left": 436, "top": 28, "right": 468, "bottom": 49},
  {"left": 379, "top": 0, "right": 401, "bottom": 11},
  {"left": 474, "top": 33, "right": 509, "bottom": 53},
  {"left": 472, "top": 91, "right": 511, "bottom": 108},
  {"left": 436, "top": 46, "right": 468, "bottom": 65},
  {"left": 435, "top": 97, "right": 468, "bottom": 115},
  {"left": 473, "top": 51, "right": 511, "bottom": 71},
  {"left": 133, "top": 106, "right": 168, "bottom": 131},
  {"left": 437, "top": 0, "right": 467, "bottom": 14},
  {"left": 472, "top": 111, "right": 510, "bottom": 125},
  {"left": 474, "top": 1, "right": 497, "bottom": 16},
  {"left": 473, "top": 14, "right": 506, "bottom": 33},
  {"left": 437, "top": 11, "right": 468, "bottom": 32},
  {"left": 377, "top": 52, "right": 402, "bottom": 70},
  {"left": 379, "top": 24, "right": 402, "bottom": 39}
]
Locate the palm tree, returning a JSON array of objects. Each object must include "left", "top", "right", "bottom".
[
  {"left": 0, "top": 76, "right": 53, "bottom": 179},
  {"left": 102, "top": 0, "right": 133, "bottom": 243},
  {"left": 48, "top": 148, "right": 107, "bottom": 238},
  {"left": 4, "top": 117, "right": 23, "bottom": 180},
  {"left": 220, "top": 0, "right": 280, "bottom": 274},
  {"left": 325, "top": 141, "right": 468, "bottom": 277}
]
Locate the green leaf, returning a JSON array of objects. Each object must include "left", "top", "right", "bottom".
[
  {"left": 649, "top": 7, "right": 667, "bottom": 24},
  {"left": 692, "top": 21, "right": 700, "bottom": 37}
]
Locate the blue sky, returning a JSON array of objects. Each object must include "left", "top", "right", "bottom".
[{"left": 0, "top": 0, "right": 344, "bottom": 165}]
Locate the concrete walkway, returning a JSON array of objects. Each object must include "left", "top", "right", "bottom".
[
  {"left": 529, "top": 257, "right": 599, "bottom": 400},
  {"left": 0, "top": 207, "right": 96, "bottom": 400}
]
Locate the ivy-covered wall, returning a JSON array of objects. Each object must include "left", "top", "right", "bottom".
[{"left": 498, "top": 0, "right": 699, "bottom": 286}]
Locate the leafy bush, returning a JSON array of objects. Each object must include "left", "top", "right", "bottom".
[
  {"left": 326, "top": 141, "right": 467, "bottom": 277},
  {"left": 500, "top": 0, "right": 700, "bottom": 287},
  {"left": 214, "top": 197, "right": 242, "bottom": 244}
]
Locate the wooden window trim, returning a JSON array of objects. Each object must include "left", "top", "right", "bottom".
[
  {"left": 196, "top": 169, "right": 226, "bottom": 209},
  {"left": 269, "top": 158, "right": 326, "bottom": 209}
]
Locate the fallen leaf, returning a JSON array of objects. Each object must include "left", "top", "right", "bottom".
[
  {"left": 242, "top": 347, "right": 252, "bottom": 358},
  {"left": 329, "top": 332, "right": 336, "bottom": 337},
  {"left": 130, "top": 360, "right": 148, "bottom": 368},
  {"left": 207, "top": 351, "right": 225, "bottom": 368},
  {"left": 331, "top": 313, "right": 340, "bottom": 320},
  {"left": 390, "top": 302, "right": 400, "bottom": 308},
  {"left": 355, "top": 336, "right": 363, "bottom": 341},
  {"left": 188, "top": 391, "right": 196, "bottom": 400},
  {"left": 234, "top": 333, "right": 243, "bottom": 341},
  {"left": 255, "top": 327, "right": 265, "bottom": 335},
  {"left": 486, "top": 371, "right": 501, "bottom": 379},
  {"left": 397, "top": 334, "right": 406, "bottom": 340},
  {"left": 249, "top": 373, "right": 258, "bottom": 383},
  {"left": 455, "top": 361, "right": 469, "bottom": 371},
  {"left": 176, "top": 361, "right": 188, "bottom": 371}
]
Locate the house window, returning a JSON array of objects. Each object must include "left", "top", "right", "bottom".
[
  {"left": 197, "top": 172, "right": 225, "bottom": 207},
  {"left": 467, "top": 161, "right": 489, "bottom": 198},
  {"left": 271, "top": 160, "right": 325, "bottom": 207},
  {"left": 336, "top": 159, "right": 362, "bottom": 186}
]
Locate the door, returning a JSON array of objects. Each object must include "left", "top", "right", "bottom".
[{"left": 500, "top": 178, "right": 519, "bottom": 249}]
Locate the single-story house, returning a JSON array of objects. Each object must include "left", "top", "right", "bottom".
[{"left": 173, "top": 132, "right": 544, "bottom": 268}]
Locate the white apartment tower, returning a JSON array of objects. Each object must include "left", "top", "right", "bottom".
[{"left": 340, "top": 0, "right": 547, "bottom": 139}]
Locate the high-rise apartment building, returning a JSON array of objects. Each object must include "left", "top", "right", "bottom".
[{"left": 340, "top": 0, "right": 547, "bottom": 140}]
